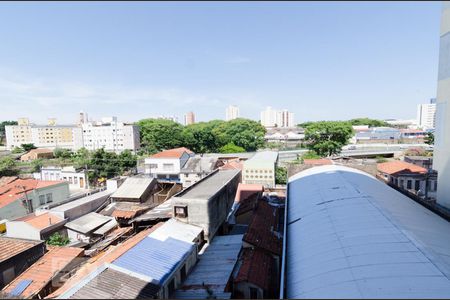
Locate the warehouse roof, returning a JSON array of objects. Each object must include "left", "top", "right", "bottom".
[{"left": 285, "top": 165, "right": 450, "bottom": 299}]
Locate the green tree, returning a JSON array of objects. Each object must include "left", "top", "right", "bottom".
[
  {"left": 425, "top": 132, "right": 434, "bottom": 145},
  {"left": 73, "top": 147, "right": 91, "bottom": 168},
  {"left": 0, "top": 157, "right": 18, "bottom": 176},
  {"left": 46, "top": 232, "right": 70, "bottom": 246},
  {"left": 375, "top": 156, "right": 388, "bottom": 163},
  {"left": 89, "top": 148, "right": 120, "bottom": 180},
  {"left": 349, "top": 118, "right": 389, "bottom": 127},
  {"left": 137, "top": 119, "right": 184, "bottom": 154},
  {"left": 215, "top": 118, "right": 266, "bottom": 152},
  {"left": 304, "top": 121, "right": 354, "bottom": 157},
  {"left": 54, "top": 148, "right": 73, "bottom": 159},
  {"left": 11, "top": 146, "right": 24, "bottom": 154},
  {"left": 182, "top": 120, "right": 227, "bottom": 153},
  {"left": 219, "top": 142, "right": 246, "bottom": 153},
  {"left": 118, "top": 149, "right": 137, "bottom": 171},
  {"left": 31, "top": 159, "right": 43, "bottom": 173},
  {"left": 21, "top": 143, "right": 37, "bottom": 152},
  {"left": 0, "top": 120, "right": 18, "bottom": 145},
  {"left": 275, "top": 166, "right": 287, "bottom": 185}
]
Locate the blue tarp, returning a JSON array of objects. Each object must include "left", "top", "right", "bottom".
[{"left": 9, "top": 279, "right": 32, "bottom": 296}]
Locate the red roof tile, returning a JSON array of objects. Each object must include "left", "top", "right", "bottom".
[
  {"left": 15, "top": 212, "right": 64, "bottom": 230},
  {"left": 150, "top": 147, "right": 193, "bottom": 159},
  {"left": 303, "top": 158, "right": 333, "bottom": 165},
  {"left": 0, "top": 178, "right": 65, "bottom": 209},
  {"left": 243, "top": 200, "right": 283, "bottom": 255},
  {"left": 234, "top": 248, "right": 274, "bottom": 291},
  {"left": 377, "top": 160, "right": 427, "bottom": 175},
  {"left": 235, "top": 183, "right": 264, "bottom": 203},
  {"left": 3, "top": 247, "right": 84, "bottom": 298},
  {"left": 0, "top": 237, "right": 43, "bottom": 263},
  {"left": 220, "top": 160, "right": 244, "bottom": 170}
]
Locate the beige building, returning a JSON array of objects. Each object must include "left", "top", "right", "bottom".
[
  {"left": 242, "top": 151, "right": 278, "bottom": 188},
  {"left": 20, "top": 148, "right": 54, "bottom": 162},
  {"left": 184, "top": 112, "right": 195, "bottom": 125}
]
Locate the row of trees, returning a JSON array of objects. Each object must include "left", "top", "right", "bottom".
[
  {"left": 137, "top": 118, "right": 266, "bottom": 154},
  {"left": 299, "top": 118, "right": 388, "bottom": 129}
]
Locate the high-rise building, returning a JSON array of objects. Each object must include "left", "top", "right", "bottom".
[
  {"left": 434, "top": 3, "right": 450, "bottom": 208},
  {"left": 260, "top": 107, "right": 295, "bottom": 128},
  {"left": 184, "top": 112, "right": 195, "bottom": 125},
  {"left": 417, "top": 99, "right": 437, "bottom": 129},
  {"left": 225, "top": 105, "right": 240, "bottom": 121}
]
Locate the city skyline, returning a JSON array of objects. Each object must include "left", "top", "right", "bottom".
[{"left": 0, "top": 1, "right": 442, "bottom": 124}]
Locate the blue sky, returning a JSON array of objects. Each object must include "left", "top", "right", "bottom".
[{"left": 0, "top": 1, "right": 442, "bottom": 124}]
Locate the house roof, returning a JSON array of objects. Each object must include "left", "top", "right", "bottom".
[
  {"left": 377, "top": 160, "right": 427, "bottom": 175},
  {"left": 235, "top": 183, "right": 264, "bottom": 203},
  {"left": 286, "top": 165, "right": 450, "bottom": 298},
  {"left": 303, "top": 158, "right": 333, "bottom": 166},
  {"left": 180, "top": 156, "right": 218, "bottom": 173},
  {"left": 150, "top": 147, "right": 193, "bottom": 159},
  {"left": 26, "top": 148, "right": 54, "bottom": 155},
  {"left": 65, "top": 213, "right": 114, "bottom": 234},
  {"left": 0, "top": 178, "right": 65, "bottom": 209},
  {"left": 110, "top": 177, "right": 156, "bottom": 200},
  {"left": 243, "top": 200, "right": 283, "bottom": 255},
  {"left": 234, "top": 248, "right": 274, "bottom": 291},
  {"left": 2, "top": 247, "right": 83, "bottom": 298},
  {"left": 68, "top": 267, "right": 160, "bottom": 299},
  {"left": 220, "top": 160, "right": 244, "bottom": 171},
  {"left": 149, "top": 218, "right": 203, "bottom": 244},
  {"left": 0, "top": 237, "right": 44, "bottom": 263},
  {"left": 15, "top": 212, "right": 65, "bottom": 230}
]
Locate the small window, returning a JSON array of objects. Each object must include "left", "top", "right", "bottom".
[
  {"left": 407, "top": 180, "right": 412, "bottom": 189},
  {"left": 434, "top": 181, "right": 438, "bottom": 192},
  {"left": 46, "top": 193, "right": 53, "bottom": 203},
  {"left": 415, "top": 180, "right": 420, "bottom": 191},
  {"left": 39, "top": 195, "right": 45, "bottom": 205},
  {"left": 250, "top": 287, "right": 258, "bottom": 299},
  {"left": 174, "top": 205, "right": 188, "bottom": 218},
  {"left": 74, "top": 177, "right": 78, "bottom": 184}
]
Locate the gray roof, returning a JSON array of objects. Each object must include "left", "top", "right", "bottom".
[
  {"left": 132, "top": 198, "right": 173, "bottom": 222},
  {"left": 202, "top": 152, "right": 255, "bottom": 160},
  {"left": 65, "top": 213, "right": 114, "bottom": 234},
  {"left": 51, "top": 190, "right": 112, "bottom": 213},
  {"left": 69, "top": 267, "right": 159, "bottom": 299},
  {"left": 174, "top": 234, "right": 243, "bottom": 299},
  {"left": 180, "top": 156, "right": 218, "bottom": 174},
  {"left": 174, "top": 169, "right": 240, "bottom": 200},
  {"left": 149, "top": 218, "right": 203, "bottom": 243},
  {"left": 285, "top": 165, "right": 450, "bottom": 299},
  {"left": 110, "top": 177, "right": 156, "bottom": 200}
]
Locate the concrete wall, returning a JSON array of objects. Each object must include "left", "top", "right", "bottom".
[
  {"left": 50, "top": 193, "right": 110, "bottom": 221},
  {"left": 5, "top": 222, "right": 41, "bottom": 240}
]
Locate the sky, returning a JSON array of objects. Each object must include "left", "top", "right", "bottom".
[{"left": 0, "top": 1, "right": 443, "bottom": 124}]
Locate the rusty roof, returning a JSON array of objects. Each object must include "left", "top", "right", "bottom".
[
  {"left": 234, "top": 248, "right": 274, "bottom": 291},
  {"left": 2, "top": 247, "right": 84, "bottom": 298},
  {"left": 243, "top": 200, "right": 283, "bottom": 255},
  {"left": 150, "top": 147, "right": 193, "bottom": 159},
  {"left": 46, "top": 223, "right": 163, "bottom": 299},
  {"left": 0, "top": 237, "right": 44, "bottom": 263},
  {"left": 377, "top": 160, "right": 427, "bottom": 175}
]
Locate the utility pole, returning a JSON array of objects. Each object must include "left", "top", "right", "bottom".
[{"left": 17, "top": 185, "right": 33, "bottom": 214}]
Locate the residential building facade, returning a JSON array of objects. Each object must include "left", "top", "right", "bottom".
[
  {"left": 144, "top": 147, "right": 194, "bottom": 182},
  {"left": 417, "top": 99, "right": 437, "bottom": 129},
  {"left": 34, "top": 166, "right": 89, "bottom": 189},
  {"left": 226, "top": 105, "right": 240, "bottom": 121},
  {"left": 184, "top": 111, "right": 195, "bottom": 125},
  {"left": 260, "top": 107, "right": 295, "bottom": 128},
  {"left": 243, "top": 151, "right": 278, "bottom": 188}
]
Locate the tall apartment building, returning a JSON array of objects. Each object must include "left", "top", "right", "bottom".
[
  {"left": 226, "top": 105, "right": 240, "bottom": 121},
  {"left": 81, "top": 117, "right": 140, "bottom": 153},
  {"left": 184, "top": 112, "right": 195, "bottom": 125},
  {"left": 260, "top": 107, "right": 295, "bottom": 128},
  {"left": 417, "top": 99, "right": 437, "bottom": 129},
  {"left": 5, "top": 118, "right": 83, "bottom": 151},
  {"left": 434, "top": 3, "right": 450, "bottom": 209}
]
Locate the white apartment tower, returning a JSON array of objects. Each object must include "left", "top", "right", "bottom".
[
  {"left": 417, "top": 99, "right": 437, "bottom": 129},
  {"left": 277, "top": 109, "right": 295, "bottom": 128},
  {"left": 434, "top": 3, "right": 450, "bottom": 208},
  {"left": 226, "top": 105, "right": 240, "bottom": 121},
  {"left": 260, "top": 106, "right": 278, "bottom": 127},
  {"left": 184, "top": 112, "right": 195, "bottom": 125},
  {"left": 260, "top": 107, "right": 295, "bottom": 128}
]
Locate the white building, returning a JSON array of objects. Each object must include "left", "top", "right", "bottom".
[
  {"left": 242, "top": 151, "right": 278, "bottom": 188},
  {"left": 34, "top": 166, "right": 89, "bottom": 190},
  {"left": 81, "top": 117, "right": 140, "bottom": 153},
  {"left": 184, "top": 112, "right": 195, "bottom": 125},
  {"left": 144, "top": 147, "right": 194, "bottom": 182},
  {"left": 417, "top": 100, "right": 437, "bottom": 129},
  {"left": 260, "top": 107, "right": 295, "bottom": 128},
  {"left": 226, "top": 105, "right": 240, "bottom": 121},
  {"left": 434, "top": 3, "right": 450, "bottom": 209}
]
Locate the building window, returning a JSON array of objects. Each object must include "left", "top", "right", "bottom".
[
  {"left": 74, "top": 177, "right": 78, "bottom": 184},
  {"left": 407, "top": 180, "right": 412, "bottom": 189},
  {"left": 399, "top": 179, "right": 404, "bottom": 188},
  {"left": 46, "top": 193, "right": 53, "bottom": 203},
  {"left": 39, "top": 195, "right": 45, "bottom": 205},
  {"left": 434, "top": 180, "right": 438, "bottom": 192},
  {"left": 163, "top": 163, "right": 174, "bottom": 171},
  {"left": 415, "top": 180, "right": 420, "bottom": 191},
  {"left": 174, "top": 205, "right": 188, "bottom": 218},
  {"left": 249, "top": 287, "right": 258, "bottom": 299},
  {"left": 148, "top": 163, "right": 158, "bottom": 169}
]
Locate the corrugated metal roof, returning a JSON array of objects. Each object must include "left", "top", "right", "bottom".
[
  {"left": 149, "top": 218, "right": 203, "bottom": 244},
  {"left": 0, "top": 237, "right": 43, "bottom": 263},
  {"left": 175, "top": 235, "right": 243, "bottom": 298},
  {"left": 112, "top": 236, "right": 195, "bottom": 285},
  {"left": 69, "top": 267, "right": 159, "bottom": 299},
  {"left": 244, "top": 151, "right": 278, "bottom": 168},
  {"left": 50, "top": 190, "right": 112, "bottom": 212},
  {"left": 110, "top": 177, "right": 156, "bottom": 200},
  {"left": 286, "top": 165, "right": 450, "bottom": 298},
  {"left": 65, "top": 213, "right": 113, "bottom": 234}
]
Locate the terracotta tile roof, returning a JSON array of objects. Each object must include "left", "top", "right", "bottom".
[
  {"left": 0, "top": 237, "right": 44, "bottom": 263},
  {"left": 303, "top": 158, "right": 333, "bottom": 165},
  {"left": 235, "top": 183, "right": 264, "bottom": 203},
  {"left": 220, "top": 160, "right": 244, "bottom": 170},
  {"left": 377, "top": 160, "right": 427, "bottom": 175},
  {"left": 234, "top": 248, "right": 274, "bottom": 291},
  {"left": 0, "top": 176, "right": 18, "bottom": 187},
  {"left": 243, "top": 200, "right": 283, "bottom": 256},
  {"left": 46, "top": 223, "right": 163, "bottom": 299},
  {"left": 2, "top": 247, "right": 84, "bottom": 298},
  {"left": 16, "top": 212, "right": 64, "bottom": 230},
  {"left": 150, "top": 147, "right": 193, "bottom": 159},
  {"left": 0, "top": 178, "right": 65, "bottom": 209},
  {"left": 29, "top": 148, "right": 54, "bottom": 154}
]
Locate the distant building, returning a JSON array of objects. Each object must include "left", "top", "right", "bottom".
[
  {"left": 260, "top": 107, "right": 294, "bottom": 128},
  {"left": 20, "top": 148, "right": 54, "bottom": 161},
  {"left": 226, "top": 105, "right": 240, "bottom": 121},
  {"left": 417, "top": 99, "right": 437, "bottom": 129},
  {"left": 5, "top": 118, "right": 83, "bottom": 151},
  {"left": 81, "top": 116, "right": 140, "bottom": 153},
  {"left": 0, "top": 237, "right": 46, "bottom": 289},
  {"left": 184, "top": 111, "right": 195, "bottom": 125},
  {"left": 172, "top": 169, "right": 241, "bottom": 242},
  {"left": 34, "top": 166, "right": 89, "bottom": 189},
  {"left": 260, "top": 107, "right": 278, "bottom": 127},
  {"left": 243, "top": 151, "right": 278, "bottom": 188},
  {"left": 0, "top": 177, "right": 70, "bottom": 220},
  {"left": 179, "top": 156, "right": 219, "bottom": 188},
  {"left": 144, "top": 147, "right": 194, "bottom": 182},
  {"left": 276, "top": 109, "right": 295, "bottom": 128}
]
